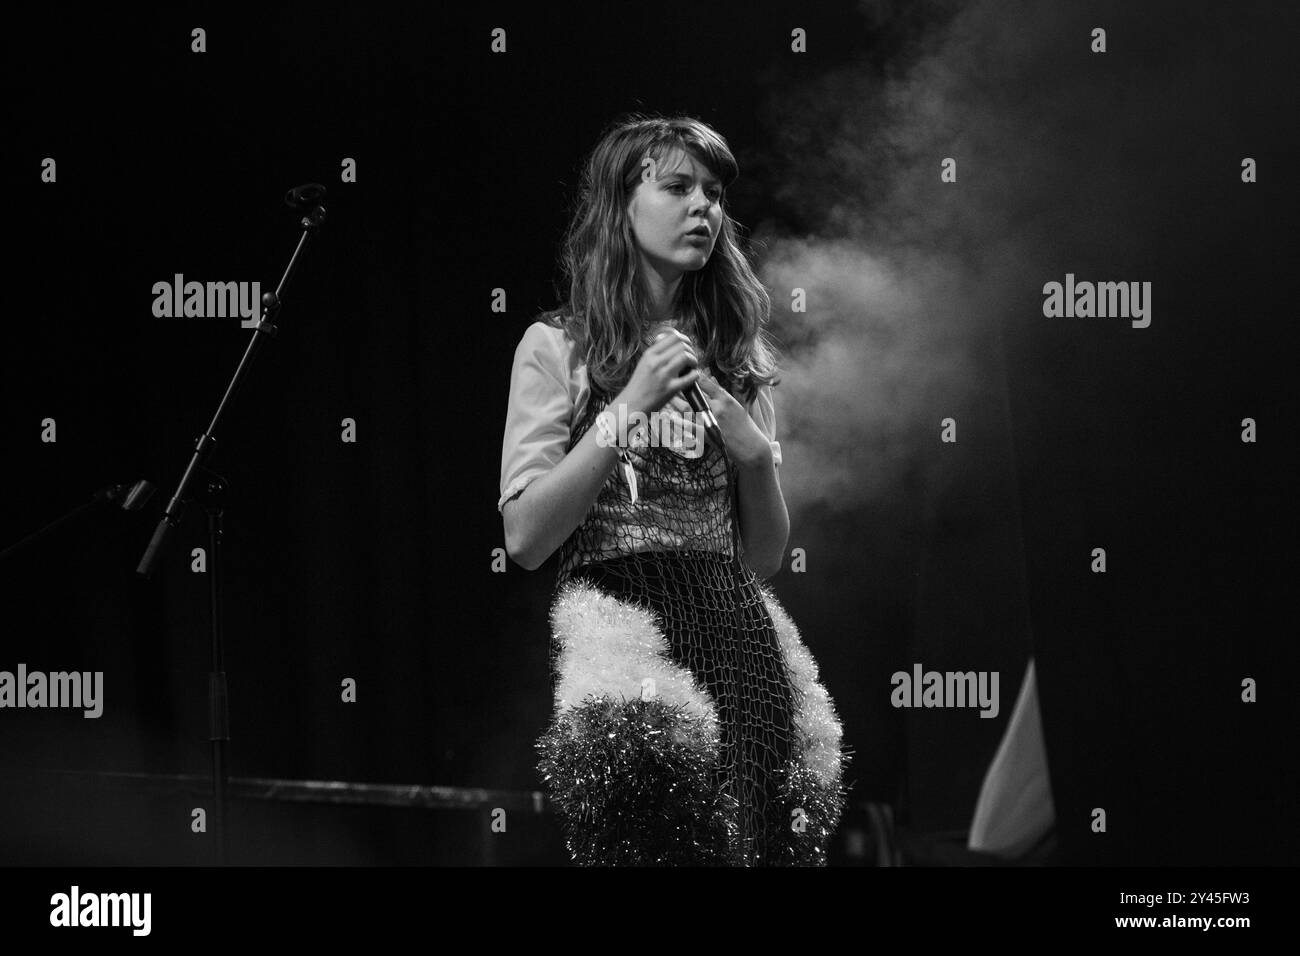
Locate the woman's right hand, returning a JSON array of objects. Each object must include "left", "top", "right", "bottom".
[{"left": 616, "top": 329, "right": 701, "bottom": 415}]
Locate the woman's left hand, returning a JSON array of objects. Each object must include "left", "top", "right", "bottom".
[{"left": 694, "top": 372, "right": 773, "bottom": 468}]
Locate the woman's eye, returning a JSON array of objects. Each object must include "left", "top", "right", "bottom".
[{"left": 668, "top": 182, "right": 722, "bottom": 201}]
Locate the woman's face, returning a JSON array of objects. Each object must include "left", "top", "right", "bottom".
[{"left": 625, "top": 148, "right": 723, "bottom": 283}]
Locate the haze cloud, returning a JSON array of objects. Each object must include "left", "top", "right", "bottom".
[{"left": 751, "top": 0, "right": 1274, "bottom": 515}]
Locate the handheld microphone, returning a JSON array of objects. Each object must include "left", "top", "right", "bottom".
[
  {"left": 654, "top": 328, "right": 726, "bottom": 454},
  {"left": 681, "top": 378, "right": 726, "bottom": 454}
]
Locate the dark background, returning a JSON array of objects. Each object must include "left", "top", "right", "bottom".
[{"left": 2, "top": 1, "right": 1294, "bottom": 865}]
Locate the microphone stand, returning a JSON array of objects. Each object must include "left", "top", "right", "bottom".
[{"left": 136, "top": 188, "right": 327, "bottom": 865}]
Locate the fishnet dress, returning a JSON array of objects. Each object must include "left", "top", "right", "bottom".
[{"left": 552, "top": 382, "right": 798, "bottom": 866}]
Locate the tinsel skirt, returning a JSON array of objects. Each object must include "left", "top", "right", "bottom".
[{"left": 536, "top": 549, "right": 848, "bottom": 866}]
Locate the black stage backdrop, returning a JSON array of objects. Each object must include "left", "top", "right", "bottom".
[{"left": 2, "top": 1, "right": 1295, "bottom": 866}]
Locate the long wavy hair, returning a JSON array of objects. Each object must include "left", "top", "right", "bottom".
[{"left": 538, "top": 113, "right": 780, "bottom": 406}]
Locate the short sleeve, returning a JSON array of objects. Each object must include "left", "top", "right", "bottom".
[
  {"left": 498, "top": 323, "right": 579, "bottom": 513},
  {"left": 747, "top": 384, "right": 783, "bottom": 468}
]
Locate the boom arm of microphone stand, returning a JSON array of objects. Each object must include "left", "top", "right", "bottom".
[{"left": 136, "top": 193, "right": 326, "bottom": 580}]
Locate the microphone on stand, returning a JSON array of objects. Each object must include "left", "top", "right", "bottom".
[
  {"left": 284, "top": 183, "right": 326, "bottom": 208},
  {"left": 95, "top": 479, "right": 156, "bottom": 511}
]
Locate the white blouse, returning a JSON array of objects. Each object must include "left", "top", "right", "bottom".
[{"left": 499, "top": 320, "right": 782, "bottom": 514}]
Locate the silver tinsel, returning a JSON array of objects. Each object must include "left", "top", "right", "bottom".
[
  {"left": 540, "top": 573, "right": 850, "bottom": 866},
  {"left": 537, "top": 694, "right": 742, "bottom": 866}
]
